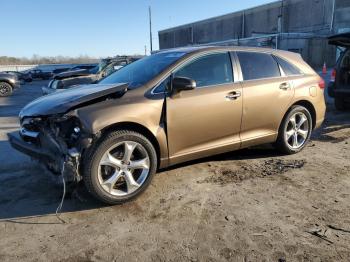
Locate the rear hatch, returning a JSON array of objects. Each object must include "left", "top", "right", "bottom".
[
  {"left": 328, "top": 33, "right": 350, "bottom": 93},
  {"left": 328, "top": 32, "right": 350, "bottom": 47}
]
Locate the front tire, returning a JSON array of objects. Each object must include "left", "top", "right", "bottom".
[
  {"left": 82, "top": 130, "right": 157, "bottom": 205},
  {"left": 0, "top": 82, "right": 13, "bottom": 97},
  {"left": 276, "top": 105, "right": 312, "bottom": 154}
]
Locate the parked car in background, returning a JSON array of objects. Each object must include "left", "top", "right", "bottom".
[
  {"left": 42, "top": 57, "right": 139, "bottom": 95},
  {"left": 69, "top": 64, "right": 98, "bottom": 71},
  {"left": 52, "top": 68, "right": 71, "bottom": 75},
  {"left": 29, "top": 69, "right": 53, "bottom": 80},
  {"left": 4, "top": 71, "right": 32, "bottom": 83},
  {"left": 0, "top": 72, "right": 20, "bottom": 96},
  {"left": 328, "top": 32, "right": 350, "bottom": 110},
  {"left": 9, "top": 46, "right": 325, "bottom": 204}
]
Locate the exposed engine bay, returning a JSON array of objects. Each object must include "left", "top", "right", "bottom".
[{"left": 18, "top": 115, "right": 91, "bottom": 182}]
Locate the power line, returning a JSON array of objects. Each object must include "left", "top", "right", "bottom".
[{"left": 149, "top": 6, "right": 153, "bottom": 53}]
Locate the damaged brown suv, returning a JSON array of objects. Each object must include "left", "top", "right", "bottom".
[{"left": 9, "top": 46, "right": 326, "bottom": 204}]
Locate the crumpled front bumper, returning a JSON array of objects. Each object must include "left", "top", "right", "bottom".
[
  {"left": 8, "top": 131, "right": 56, "bottom": 162},
  {"left": 8, "top": 130, "right": 81, "bottom": 181}
]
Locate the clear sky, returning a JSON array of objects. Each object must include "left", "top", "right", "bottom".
[{"left": 1, "top": 0, "right": 273, "bottom": 58}]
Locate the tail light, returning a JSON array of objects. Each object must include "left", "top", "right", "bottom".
[
  {"left": 330, "top": 68, "right": 336, "bottom": 82},
  {"left": 318, "top": 78, "right": 325, "bottom": 89}
]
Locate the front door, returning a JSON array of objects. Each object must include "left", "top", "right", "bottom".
[{"left": 166, "top": 52, "right": 243, "bottom": 165}]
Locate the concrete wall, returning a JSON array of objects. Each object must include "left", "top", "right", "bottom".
[
  {"left": 159, "top": 0, "right": 350, "bottom": 68},
  {"left": 159, "top": 1, "right": 282, "bottom": 49},
  {"left": 282, "top": 0, "right": 333, "bottom": 33},
  {"left": 334, "top": 0, "right": 350, "bottom": 33}
]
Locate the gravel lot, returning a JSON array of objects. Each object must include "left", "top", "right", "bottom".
[{"left": 0, "top": 79, "right": 349, "bottom": 262}]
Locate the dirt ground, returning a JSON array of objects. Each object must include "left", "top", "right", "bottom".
[{"left": 0, "top": 80, "right": 349, "bottom": 262}]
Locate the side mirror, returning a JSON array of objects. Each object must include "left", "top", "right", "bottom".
[{"left": 172, "top": 77, "right": 196, "bottom": 93}]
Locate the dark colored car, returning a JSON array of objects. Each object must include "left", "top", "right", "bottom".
[
  {"left": 328, "top": 32, "right": 350, "bottom": 110},
  {"left": 4, "top": 71, "right": 33, "bottom": 83},
  {"left": 30, "top": 69, "right": 53, "bottom": 80},
  {"left": 0, "top": 72, "right": 21, "bottom": 96},
  {"left": 69, "top": 64, "right": 98, "bottom": 71},
  {"left": 42, "top": 59, "right": 136, "bottom": 95},
  {"left": 52, "top": 68, "right": 71, "bottom": 75},
  {"left": 8, "top": 46, "right": 325, "bottom": 204}
]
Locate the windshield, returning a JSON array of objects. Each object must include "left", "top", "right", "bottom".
[
  {"left": 89, "top": 65, "right": 100, "bottom": 74},
  {"left": 99, "top": 52, "right": 186, "bottom": 88}
]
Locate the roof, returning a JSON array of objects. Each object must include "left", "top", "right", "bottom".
[{"left": 156, "top": 45, "right": 281, "bottom": 55}]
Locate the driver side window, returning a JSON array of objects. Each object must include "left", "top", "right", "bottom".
[{"left": 174, "top": 52, "right": 233, "bottom": 88}]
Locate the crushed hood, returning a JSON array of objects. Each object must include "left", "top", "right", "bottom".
[
  {"left": 20, "top": 83, "right": 128, "bottom": 118},
  {"left": 328, "top": 33, "right": 350, "bottom": 48}
]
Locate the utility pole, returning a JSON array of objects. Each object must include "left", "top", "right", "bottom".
[
  {"left": 149, "top": 6, "right": 153, "bottom": 53},
  {"left": 330, "top": 0, "right": 336, "bottom": 32},
  {"left": 279, "top": 0, "right": 284, "bottom": 34}
]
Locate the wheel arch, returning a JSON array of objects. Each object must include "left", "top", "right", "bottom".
[
  {"left": 0, "top": 79, "right": 14, "bottom": 88},
  {"left": 279, "top": 100, "right": 316, "bottom": 132},
  {"left": 291, "top": 100, "right": 317, "bottom": 129},
  {"left": 99, "top": 121, "right": 161, "bottom": 167}
]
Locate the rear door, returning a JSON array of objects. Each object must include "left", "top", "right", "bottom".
[
  {"left": 166, "top": 52, "right": 243, "bottom": 165},
  {"left": 234, "top": 51, "right": 295, "bottom": 147}
]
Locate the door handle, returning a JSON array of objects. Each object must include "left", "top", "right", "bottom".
[
  {"left": 226, "top": 91, "right": 241, "bottom": 100},
  {"left": 279, "top": 82, "right": 291, "bottom": 90}
]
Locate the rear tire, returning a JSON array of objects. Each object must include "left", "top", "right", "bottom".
[
  {"left": 82, "top": 130, "right": 157, "bottom": 205},
  {"left": 334, "top": 97, "right": 346, "bottom": 111},
  {"left": 276, "top": 105, "right": 312, "bottom": 154},
  {"left": 0, "top": 82, "right": 13, "bottom": 97}
]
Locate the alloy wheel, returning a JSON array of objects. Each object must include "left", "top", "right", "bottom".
[
  {"left": 97, "top": 141, "right": 150, "bottom": 196},
  {"left": 0, "top": 83, "right": 10, "bottom": 96},
  {"left": 284, "top": 112, "right": 310, "bottom": 149}
]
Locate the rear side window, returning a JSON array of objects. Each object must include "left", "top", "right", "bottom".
[
  {"left": 274, "top": 56, "right": 302, "bottom": 76},
  {"left": 174, "top": 52, "right": 233, "bottom": 88},
  {"left": 236, "top": 52, "right": 280, "bottom": 81}
]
